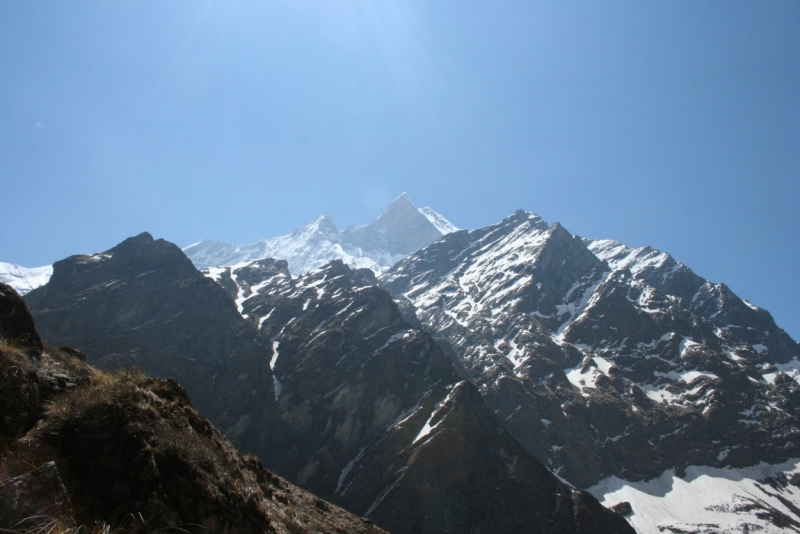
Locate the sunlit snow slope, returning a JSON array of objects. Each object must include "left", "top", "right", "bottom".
[
  {"left": 0, "top": 262, "right": 52, "bottom": 294},
  {"left": 590, "top": 460, "right": 800, "bottom": 534}
]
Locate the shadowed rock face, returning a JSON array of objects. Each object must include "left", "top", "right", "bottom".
[
  {"left": 0, "top": 282, "right": 42, "bottom": 355},
  {"left": 1, "top": 286, "right": 387, "bottom": 534},
  {"left": 24, "top": 232, "right": 277, "bottom": 444},
  {"left": 380, "top": 211, "right": 800, "bottom": 488},
  {"left": 367, "top": 382, "right": 632, "bottom": 534},
  {"left": 208, "top": 258, "right": 634, "bottom": 534}
]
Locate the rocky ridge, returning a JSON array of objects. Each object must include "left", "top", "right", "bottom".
[
  {"left": 208, "top": 257, "right": 633, "bottom": 533},
  {"left": 380, "top": 209, "right": 800, "bottom": 531},
  {"left": 24, "top": 232, "right": 278, "bottom": 443}
]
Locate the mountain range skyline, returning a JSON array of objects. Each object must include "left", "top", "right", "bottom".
[
  {"left": 4, "top": 193, "right": 798, "bottom": 341},
  {"left": 2, "top": 1, "right": 798, "bottom": 346},
  {"left": 16, "top": 205, "right": 800, "bottom": 532},
  {"left": 3, "top": 2, "right": 798, "bottom": 531}
]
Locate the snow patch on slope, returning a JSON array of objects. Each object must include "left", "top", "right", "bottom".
[
  {"left": 588, "top": 239, "right": 674, "bottom": 276},
  {"left": 763, "top": 358, "right": 800, "bottom": 386},
  {"left": 412, "top": 382, "right": 462, "bottom": 444},
  {"left": 418, "top": 207, "right": 460, "bottom": 235},
  {"left": 589, "top": 459, "right": 800, "bottom": 534}
]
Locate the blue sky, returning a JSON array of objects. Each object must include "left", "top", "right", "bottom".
[{"left": 1, "top": 1, "right": 798, "bottom": 338}]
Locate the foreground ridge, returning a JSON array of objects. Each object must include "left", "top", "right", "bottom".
[{"left": 0, "top": 281, "right": 384, "bottom": 533}]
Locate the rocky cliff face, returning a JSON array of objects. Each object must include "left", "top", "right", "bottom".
[
  {"left": 207, "top": 257, "right": 634, "bottom": 533},
  {"left": 0, "top": 282, "right": 43, "bottom": 354},
  {"left": 380, "top": 210, "right": 800, "bottom": 531},
  {"left": 24, "top": 232, "right": 278, "bottom": 448},
  {"left": 0, "top": 282, "right": 386, "bottom": 534}
]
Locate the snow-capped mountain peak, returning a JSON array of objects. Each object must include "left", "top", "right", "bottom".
[
  {"left": 0, "top": 262, "right": 53, "bottom": 295},
  {"left": 183, "top": 194, "right": 458, "bottom": 274},
  {"left": 380, "top": 209, "right": 800, "bottom": 532},
  {"left": 291, "top": 213, "right": 339, "bottom": 240}
]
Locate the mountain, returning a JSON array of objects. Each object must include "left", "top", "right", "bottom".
[
  {"left": 24, "top": 233, "right": 633, "bottom": 533},
  {"left": 0, "top": 261, "right": 52, "bottom": 294},
  {"left": 340, "top": 193, "right": 448, "bottom": 256},
  {"left": 21, "top": 204, "right": 800, "bottom": 532},
  {"left": 380, "top": 210, "right": 800, "bottom": 533},
  {"left": 0, "top": 193, "right": 454, "bottom": 295},
  {"left": 183, "top": 193, "right": 459, "bottom": 274},
  {"left": 207, "top": 258, "right": 632, "bottom": 533},
  {"left": 0, "top": 282, "right": 386, "bottom": 534},
  {"left": 24, "top": 232, "right": 278, "bottom": 442}
]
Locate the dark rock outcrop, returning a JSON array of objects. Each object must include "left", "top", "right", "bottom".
[
  {"left": 25, "top": 232, "right": 277, "bottom": 449},
  {"left": 609, "top": 501, "right": 632, "bottom": 517},
  {"left": 0, "top": 282, "right": 93, "bottom": 446},
  {"left": 0, "top": 282, "right": 42, "bottom": 355},
  {"left": 0, "top": 462, "right": 72, "bottom": 529},
  {"left": 1, "top": 283, "right": 386, "bottom": 534}
]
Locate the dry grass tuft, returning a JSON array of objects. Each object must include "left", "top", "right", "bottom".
[
  {"left": 45, "top": 367, "right": 149, "bottom": 421},
  {"left": 0, "top": 336, "right": 27, "bottom": 359},
  {"left": 0, "top": 512, "right": 182, "bottom": 534}
]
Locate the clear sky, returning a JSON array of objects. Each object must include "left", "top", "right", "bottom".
[{"left": 1, "top": 1, "right": 798, "bottom": 339}]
